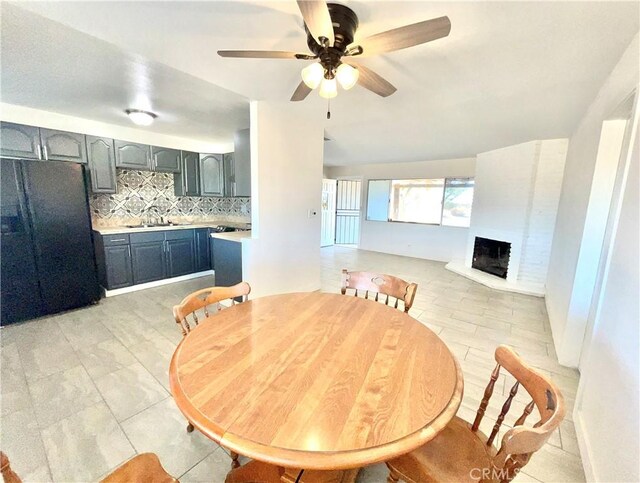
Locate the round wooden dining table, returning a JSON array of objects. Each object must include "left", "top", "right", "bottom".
[{"left": 169, "top": 292, "right": 463, "bottom": 483}]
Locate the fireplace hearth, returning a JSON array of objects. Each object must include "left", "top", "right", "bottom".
[{"left": 472, "top": 237, "right": 511, "bottom": 279}]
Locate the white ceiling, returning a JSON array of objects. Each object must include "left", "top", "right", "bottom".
[
  {"left": 1, "top": 3, "right": 250, "bottom": 146},
  {"left": 4, "top": 1, "right": 639, "bottom": 166}
]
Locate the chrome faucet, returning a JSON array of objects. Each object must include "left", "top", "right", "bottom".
[{"left": 145, "top": 206, "right": 163, "bottom": 225}]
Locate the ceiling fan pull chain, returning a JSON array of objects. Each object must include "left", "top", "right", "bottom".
[{"left": 327, "top": 98, "right": 331, "bottom": 120}]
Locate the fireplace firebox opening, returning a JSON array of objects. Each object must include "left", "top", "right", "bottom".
[{"left": 472, "top": 237, "right": 511, "bottom": 279}]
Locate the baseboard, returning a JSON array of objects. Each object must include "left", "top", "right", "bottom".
[
  {"left": 574, "top": 409, "right": 596, "bottom": 482},
  {"left": 103, "top": 270, "right": 214, "bottom": 297}
]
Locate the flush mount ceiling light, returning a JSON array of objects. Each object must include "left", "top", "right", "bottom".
[{"left": 125, "top": 109, "right": 157, "bottom": 126}]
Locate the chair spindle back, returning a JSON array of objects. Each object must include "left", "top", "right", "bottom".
[
  {"left": 340, "top": 269, "right": 418, "bottom": 312},
  {"left": 471, "top": 345, "right": 565, "bottom": 482},
  {"left": 173, "top": 282, "right": 251, "bottom": 337}
]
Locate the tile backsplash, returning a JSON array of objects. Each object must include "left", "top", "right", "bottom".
[{"left": 89, "top": 170, "right": 250, "bottom": 227}]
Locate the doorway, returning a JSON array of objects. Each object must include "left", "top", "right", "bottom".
[
  {"left": 578, "top": 91, "right": 637, "bottom": 369},
  {"left": 321, "top": 179, "right": 336, "bottom": 247},
  {"left": 335, "top": 180, "right": 362, "bottom": 247}
]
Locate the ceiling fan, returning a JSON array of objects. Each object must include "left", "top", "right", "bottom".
[{"left": 218, "top": 1, "right": 451, "bottom": 102}]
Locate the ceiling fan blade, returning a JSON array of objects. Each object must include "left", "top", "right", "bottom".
[
  {"left": 356, "top": 16, "right": 451, "bottom": 56},
  {"left": 297, "top": 0, "right": 335, "bottom": 46},
  {"left": 218, "top": 50, "right": 315, "bottom": 60},
  {"left": 349, "top": 63, "right": 397, "bottom": 97},
  {"left": 291, "top": 81, "right": 312, "bottom": 102}
]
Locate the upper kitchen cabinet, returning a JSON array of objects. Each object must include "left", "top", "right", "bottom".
[
  {"left": 151, "top": 146, "right": 181, "bottom": 173},
  {"left": 114, "top": 140, "right": 151, "bottom": 170},
  {"left": 39, "top": 128, "right": 87, "bottom": 164},
  {"left": 233, "top": 128, "right": 251, "bottom": 197},
  {"left": 200, "top": 153, "right": 224, "bottom": 197},
  {"left": 174, "top": 151, "right": 200, "bottom": 196},
  {"left": 86, "top": 136, "right": 117, "bottom": 194},
  {"left": 0, "top": 122, "right": 42, "bottom": 159},
  {"left": 223, "top": 153, "right": 235, "bottom": 197}
]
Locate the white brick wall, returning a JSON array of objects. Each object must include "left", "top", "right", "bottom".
[
  {"left": 520, "top": 139, "right": 568, "bottom": 284},
  {"left": 466, "top": 139, "right": 568, "bottom": 291}
]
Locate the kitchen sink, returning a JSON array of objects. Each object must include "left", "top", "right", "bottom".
[{"left": 125, "top": 222, "right": 189, "bottom": 228}]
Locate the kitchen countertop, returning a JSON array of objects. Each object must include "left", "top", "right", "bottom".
[
  {"left": 210, "top": 230, "right": 252, "bottom": 242},
  {"left": 94, "top": 222, "right": 251, "bottom": 235}
]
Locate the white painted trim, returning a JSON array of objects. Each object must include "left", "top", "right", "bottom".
[
  {"left": 103, "top": 270, "right": 214, "bottom": 297},
  {"left": 573, "top": 409, "right": 596, "bottom": 482},
  {"left": 445, "top": 262, "right": 545, "bottom": 297}
]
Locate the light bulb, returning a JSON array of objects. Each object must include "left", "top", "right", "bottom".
[
  {"left": 301, "top": 63, "right": 324, "bottom": 89},
  {"left": 336, "top": 63, "right": 359, "bottom": 90},
  {"left": 319, "top": 78, "right": 337, "bottom": 99},
  {"left": 125, "top": 109, "right": 157, "bottom": 126}
]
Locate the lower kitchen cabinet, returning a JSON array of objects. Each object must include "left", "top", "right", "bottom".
[
  {"left": 103, "top": 245, "right": 133, "bottom": 289},
  {"left": 131, "top": 241, "right": 166, "bottom": 285},
  {"left": 166, "top": 232, "right": 195, "bottom": 277},
  {"left": 95, "top": 228, "right": 211, "bottom": 291},
  {"left": 212, "top": 237, "right": 242, "bottom": 288},
  {"left": 195, "top": 228, "right": 211, "bottom": 272}
]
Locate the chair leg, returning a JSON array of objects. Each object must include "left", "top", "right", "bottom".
[
  {"left": 386, "top": 466, "right": 401, "bottom": 483},
  {"left": 186, "top": 422, "right": 194, "bottom": 433},
  {"left": 230, "top": 451, "right": 240, "bottom": 469}
]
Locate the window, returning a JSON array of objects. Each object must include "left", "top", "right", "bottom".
[
  {"left": 442, "top": 178, "right": 475, "bottom": 227},
  {"left": 389, "top": 179, "right": 444, "bottom": 224},
  {"left": 366, "top": 177, "right": 475, "bottom": 227}
]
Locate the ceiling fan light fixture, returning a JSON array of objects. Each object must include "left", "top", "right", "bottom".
[
  {"left": 319, "top": 78, "right": 337, "bottom": 99},
  {"left": 301, "top": 62, "right": 324, "bottom": 89},
  {"left": 125, "top": 109, "right": 157, "bottom": 126},
  {"left": 336, "top": 63, "right": 359, "bottom": 90}
]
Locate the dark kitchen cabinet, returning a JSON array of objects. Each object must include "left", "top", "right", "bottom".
[
  {"left": 223, "top": 153, "right": 235, "bottom": 197},
  {"left": 103, "top": 245, "right": 133, "bottom": 289},
  {"left": 194, "top": 228, "right": 211, "bottom": 272},
  {"left": 131, "top": 242, "right": 166, "bottom": 284},
  {"left": 200, "top": 154, "right": 224, "bottom": 197},
  {"left": 174, "top": 151, "right": 200, "bottom": 196},
  {"left": 151, "top": 146, "right": 181, "bottom": 173},
  {"left": 115, "top": 140, "right": 151, "bottom": 170},
  {"left": 40, "top": 128, "right": 87, "bottom": 164},
  {"left": 86, "top": 136, "right": 117, "bottom": 193},
  {"left": 166, "top": 238, "right": 195, "bottom": 277},
  {"left": 213, "top": 237, "right": 242, "bottom": 288},
  {"left": 233, "top": 128, "right": 251, "bottom": 197},
  {"left": 0, "top": 122, "right": 41, "bottom": 159}
]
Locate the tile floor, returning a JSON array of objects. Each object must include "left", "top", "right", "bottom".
[{"left": 0, "top": 246, "right": 584, "bottom": 482}]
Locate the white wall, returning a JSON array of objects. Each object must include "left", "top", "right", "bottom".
[
  {"left": 0, "top": 102, "right": 233, "bottom": 153},
  {"left": 326, "top": 157, "right": 475, "bottom": 263},
  {"left": 574, "top": 115, "right": 639, "bottom": 482},
  {"left": 546, "top": 34, "right": 640, "bottom": 367},
  {"left": 241, "top": 100, "right": 324, "bottom": 298}
]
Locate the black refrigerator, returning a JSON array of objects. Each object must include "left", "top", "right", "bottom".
[{"left": 1, "top": 158, "right": 100, "bottom": 325}]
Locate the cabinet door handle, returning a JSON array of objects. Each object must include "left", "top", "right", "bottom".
[
  {"left": 37, "top": 145, "right": 42, "bottom": 160},
  {"left": 127, "top": 245, "right": 131, "bottom": 257},
  {"left": 43, "top": 145, "right": 48, "bottom": 160},
  {"left": 110, "top": 238, "right": 127, "bottom": 242}
]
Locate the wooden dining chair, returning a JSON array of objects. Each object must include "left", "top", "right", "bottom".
[
  {"left": 172, "top": 281, "right": 251, "bottom": 470},
  {"left": 101, "top": 453, "right": 178, "bottom": 483},
  {"left": 341, "top": 269, "right": 418, "bottom": 312},
  {"left": 173, "top": 282, "right": 251, "bottom": 337},
  {"left": 385, "top": 345, "right": 565, "bottom": 483},
  {"left": 0, "top": 452, "right": 177, "bottom": 483},
  {"left": 1, "top": 452, "right": 21, "bottom": 483}
]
